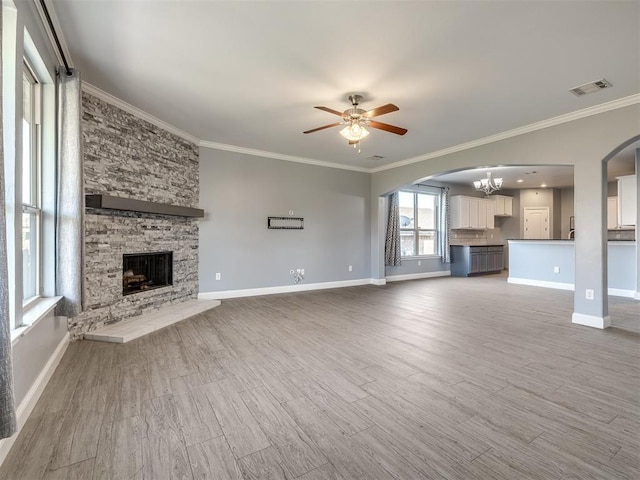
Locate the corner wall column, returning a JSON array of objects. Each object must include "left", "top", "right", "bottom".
[
  {"left": 635, "top": 149, "right": 640, "bottom": 300},
  {"left": 572, "top": 159, "right": 609, "bottom": 328}
]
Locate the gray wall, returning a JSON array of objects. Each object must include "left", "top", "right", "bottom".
[
  {"left": 12, "top": 313, "right": 67, "bottom": 407},
  {"left": 509, "top": 241, "right": 635, "bottom": 292},
  {"left": 199, "top": 149, "right": 371, "bottom": 292}
]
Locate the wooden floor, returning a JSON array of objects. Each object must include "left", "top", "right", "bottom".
[{"left": 1, "top": 274, "right": 639, "bottom": 479}]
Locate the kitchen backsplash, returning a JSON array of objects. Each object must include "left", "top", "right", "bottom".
[
  {"left": 450, "top": 228, "right": 504, "bottom": 245},
  {"left": 607, "top": 229, "right": 635, "bottom": 241}
]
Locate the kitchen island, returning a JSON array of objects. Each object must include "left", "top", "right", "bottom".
[
  {"left": 450, "top": 245, "right": 504, "bottom": 277},
  {"left": 508, "top": 240, "right": 637, "bottom": 298}
]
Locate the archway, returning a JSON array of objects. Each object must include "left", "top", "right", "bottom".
[
  {"left": 601, "top": 136, "right": 640, "bottom": 329},
  {"left": 370, "top": 105, "right": 640, "bottom": 328}
]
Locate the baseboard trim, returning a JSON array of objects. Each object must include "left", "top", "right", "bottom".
[
  {"left": 608, "top": 288, "right": 636, "bottom": 299},
  {"left": 572, "top": 312, "right": 611, "bottom": 329},
  {"left": 198, "top": 278, "right": 384, "bottom": 300},
  {"left": 0, "top": 331, "right": 70, "bottom": 466},
  {"left": 385, "top": 271, "right": 451, "bottom": 282},
  {"left": 507, "top": 277, "right": 574, "bottom": 291},
  {"left": 508, "top": 277, "right": 636, "bottom": 298}
]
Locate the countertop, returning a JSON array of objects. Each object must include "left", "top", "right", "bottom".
[
  {"left": 508, "top": 239, "right": 636, "bottom": 244},
  {"left": 450, "top": 244, "right": 505, "bottom": 247}
]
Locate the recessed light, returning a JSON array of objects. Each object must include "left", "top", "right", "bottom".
[
  {"left": 541, "top": 183, "right": 547, "bottom": 188},
  {"left": 516, "top": 179, "right": 524, "bottom": 183}
]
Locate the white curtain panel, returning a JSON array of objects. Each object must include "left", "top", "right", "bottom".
[
  {"left": 0, "top": 6, "right": 17, "bottom": 439},
  {"left": 55, "top": 69, "right": 84, "bottom": 317},
  {"left": 440, "top": 188, "right": 451, "bottom": 263},
  {"left": 384, "top": 192, "right": 402, "bottom": 266}
]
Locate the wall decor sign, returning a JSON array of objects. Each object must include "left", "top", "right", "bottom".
[{"left": 268, "top": 216, "right": 304, "bottom": 230}]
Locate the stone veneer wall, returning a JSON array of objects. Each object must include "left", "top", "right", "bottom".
[{"left": 69, "top": 93, "right": 200, "bottom": 339}]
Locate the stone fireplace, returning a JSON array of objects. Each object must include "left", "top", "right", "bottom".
[{"left": 69, "top": 92, "right": 201, "bottom": 339}]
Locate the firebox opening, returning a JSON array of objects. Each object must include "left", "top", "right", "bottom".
[{"left": 123, "top": 251, "right": 173, "bottom": 296}]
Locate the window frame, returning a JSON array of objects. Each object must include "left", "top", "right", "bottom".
[
  {"left": 399, "top": 190, "right": 440, "bottom": 258},
  {"left": 21, "top": 60, "right": 43, "bottom": 310}
]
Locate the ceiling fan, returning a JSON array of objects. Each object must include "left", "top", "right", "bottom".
[{"left": 303, "top": 94, "right": 407, "bottom": 148}]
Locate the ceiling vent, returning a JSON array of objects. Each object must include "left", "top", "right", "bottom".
[
  {"left": 569, "top": 79, "right": 612, "bottom": 97},
  {"left": 366, "top": 155, "right": 385, "bottom": 161}
]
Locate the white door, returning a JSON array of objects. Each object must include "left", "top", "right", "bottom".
[{"left": 524, "top": 207, "right": 550, "bottom": 239}]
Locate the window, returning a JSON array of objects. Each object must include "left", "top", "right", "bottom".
[
  {"left": 22, "top": 62, "right": 42, "bottom": 305},
  {"left": 399, "top": 191, "right": 438, "bottom": 256}
]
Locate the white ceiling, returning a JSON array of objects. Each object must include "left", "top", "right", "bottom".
[{"left": 54, "top": 1, "right": 639, "bottom": 170}]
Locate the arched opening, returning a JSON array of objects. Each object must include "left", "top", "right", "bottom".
[
  {"left": 603, "top": 136, "right": 639, "bottom": 331},
  {"left": 370, "top": 108, "right": 639, "bottom": 328}
]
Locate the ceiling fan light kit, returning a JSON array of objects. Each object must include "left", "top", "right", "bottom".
[{"left": 304, "top": 94, "right": 407, "bottom": 150}]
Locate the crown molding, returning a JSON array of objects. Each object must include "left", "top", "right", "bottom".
[
  {"left": 80, "top": 80, "right": 638, "bottom": 175},
  {"left": 370, "top": 94, "right": 640, "bottom": 174},
  {"left": 199, "top": 140, "right": 371, "bottom": 173},
  {"left": 81, "top": 82, "right": 200, "bottom": 145}
]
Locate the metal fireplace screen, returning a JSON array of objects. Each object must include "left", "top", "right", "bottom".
[{"left": 122, "top": 251, "right": 173, "bottom": 295}]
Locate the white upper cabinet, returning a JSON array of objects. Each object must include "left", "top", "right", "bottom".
[
  {"left": 617, "top": 175, "right": 636, "bottom": 226},
  {"left": 607, "top": 197, "right": 618, "bottom": 229},
  {"left": 493, "top": 195, "right": 513, "bottom": 217},
  {"left": 450, "top": 196, "right": 495, "bottom": 229},
  {"left": 486, "top": 199, "right": 495, "bottom": 229}
]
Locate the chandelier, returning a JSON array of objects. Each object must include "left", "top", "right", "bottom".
[{"left": 473, "top": 172, "right": 503, "bottom": 195}]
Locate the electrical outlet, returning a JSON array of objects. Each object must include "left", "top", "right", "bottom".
[
  {"left": 490, "top": 234, "right": 494, "bottom": 238},
  {"left": 300, "top": 268, "right": 304, "bottom": 275},
  {"left": 454, "top": 233, "right": 458, "bottom": 238},
  {"left": 475, "top": 234, "right": 479, "bottom": 238},
  {"left": 616, "top": 233, "right": 621, "bottom": 239},
  {"left": 585, "top": 289, "right": 594, "bottom": 300},
  {"left": 553, "top": 266, "right": 560, "bottom": 273},
  {"left": 215, "top": 272, "right": 221, "bottom": 281},
  {"left": 418, "top": 260, "right": 421, "bottom": 266},
  {"left": 348, "top": 265, "right": 353, "bottom": 272}
]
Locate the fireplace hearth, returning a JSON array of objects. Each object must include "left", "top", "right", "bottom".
[{"left": 123, "top": 251, "right": 173, "bottom": 295}]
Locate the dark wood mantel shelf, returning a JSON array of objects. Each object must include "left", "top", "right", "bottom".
[{"left": 86, "top": 194, "right": 205, "bottom": 218}]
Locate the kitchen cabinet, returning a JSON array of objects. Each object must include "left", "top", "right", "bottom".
[
  {"left": 493, "top": 195, "right": 513, "bottom": 217},
  {"left": 450, "top": 196, "right": 495, "bottom": 229},
  {"left": 617, "top": 175, "right": 636, "bottom": 227},
  {"left": 607, "top": 197, "right": 618, "bottom": 229},
  {"left": 450, "top": 245, "right": 504, "bottom": 277},
  {"left": 486, "top": 200, "right": 495, "bottom": 229}
]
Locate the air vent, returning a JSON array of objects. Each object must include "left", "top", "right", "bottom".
[
  {"left": 569, "top": 79, "right": 612, "bottom": 96},
  {"left": 366, "top": 155, "right": 385, "bottom": 161}
]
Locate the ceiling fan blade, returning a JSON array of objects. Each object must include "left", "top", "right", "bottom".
[
  {"left": 368, "top": 120, "right": 408, "bottom": 136},
  {"left": 314, "top": 106, "right": 345, "bottom": 117},
  {"left": 362, "top": 103, "right": 399, "bottom": 118},
  {"left": 303, "top": 122, "right": 341, "bottom": 134}
]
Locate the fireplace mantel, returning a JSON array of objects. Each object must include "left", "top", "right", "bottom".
[{"left": 86, "top": 194, "right": 204, "bottom": 218}]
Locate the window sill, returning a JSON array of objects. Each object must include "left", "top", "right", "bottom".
[
  {"left": 400, "top": 255, "right": 442, "bottom": 260},
  {"left": 11, "top": 296, "right": 63, "bottom": 345}
]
